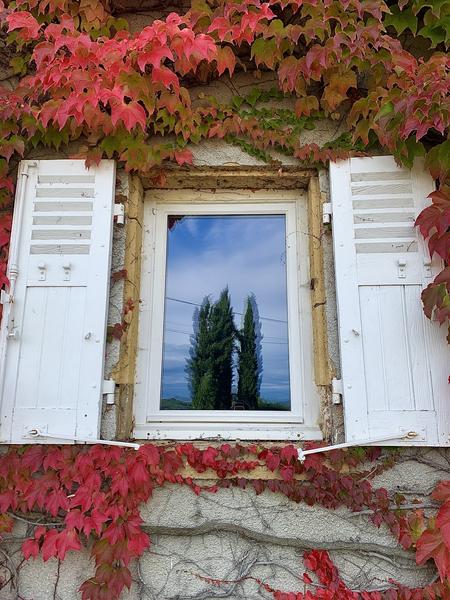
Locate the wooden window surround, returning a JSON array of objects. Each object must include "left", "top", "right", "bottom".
[{"left": 113, "top": 167, "right": 332, "bottom": 441}]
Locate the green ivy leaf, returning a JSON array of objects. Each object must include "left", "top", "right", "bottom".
[
  {"left": 425, "top": 141, "right": 450, "bottom": 181},
  {"left": 384, "top": 6, "right": 418, "bottom": 35},
  {"left": 375, "top": 101, "right": 395, "bottom": 121},
  {"left": 245, "top": 88, "right": 262, "bottom": 108},
  {"left": 404, "top": 136, "right": 426, "bottom": 166},
  {"left": 100, "top": 134, "right": 124, "bottom": 157},
  {"left": 413, "top": 0, "right": 450, "bottom": 18},
  {"left": 418, "top": 23, "right": 447, "bottom": 46},
  {"left": 267, "top": 19, "right": 285, "bottom": 35},
  {"left": 231, "top": 96, "right": 244, "bottom": 110},
  {"left": 41, "top": 126, "right": 69, "bottom": 151},
  {"left": 10, "top": 56, "right": 27, "bottom": 75},
  {"left": 250, "top": 38, "right": 278, "bottom": 68},
  {"left": 110, "top": 17, "right": 129, "bottom": 31}
]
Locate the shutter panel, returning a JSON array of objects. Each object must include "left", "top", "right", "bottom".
[
  {"left": 0, "top": 159, "right": 115, "bottom": 443},
  {"left": 330, "top": 156, "right": 450, "bottom": 446}
]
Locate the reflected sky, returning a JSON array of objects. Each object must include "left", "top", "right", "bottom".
[{"left": 160, "top": 214, "right": 290, "bottom": 409}]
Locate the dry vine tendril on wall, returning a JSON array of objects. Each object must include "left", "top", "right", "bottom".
[
  {"left": 0, "top": 443, "right": 448, "bottom": 599},
  {"left": 0, "top": 1, "right": 448, "bottom": 597}
]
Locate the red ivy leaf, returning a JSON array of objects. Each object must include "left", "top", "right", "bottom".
[
  {"left": 173, "top": 148, "right": 193, "bottom": 166},
  {"left": 279, "top": 445, "right": 298, "bottom": 463},
  {"left": 7, "top": 11, "right": 40, "bottom": 40},
  {"left": 265, "top": 451, "right": 280, "bottom": 472},
  {"left": 110, "top": 100, "right": 147, "bottom": 131},
  {"left": 137, "top": 46, "right": 174, "bottom": 72},
  {"left": 65, "top": 509, "right": 84, "bottom": 531},
  {"left": 432, "top": 480, "right": 450, "bottom": 503},
  {"left": 57, "top": 529, "right": 81, "bottom": 560},
  {"left": 139, "top": 444, "right": 160, "bottom": 466},
  {"left": 436, "top": 501, "right": 450, "bottom": 550},
  {"left": 416, "top": 528, "right": 450, "bottom": 580},
  {"left": 216, "top": 45, "right": 236, "bottom": 76},
  {"left": 21, "top": 445, "right": 45, "bottom": 473},
  {"left": 127, "top": 531, "right": 150, "bottom": 557},
  {"left": 280, "top": 465, "right": 295, "bottom": 482},
  {"left": 41, "top": 529, "right": 59, "bottom": 561},
  {"left": 202, "top": 446, "right": 219, "bottom": 467},
  {"left": 129, "top": 458, "right": 150, "bottom": 487},
  {"left": 151, "top": 66, "right": 179, "bottom": 90},
  {"left": 22, "top": 538, "right": 40, "bottom": 559}
]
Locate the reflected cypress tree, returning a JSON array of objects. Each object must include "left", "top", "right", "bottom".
[
  {"left": 237, "top": 295, "right": 261, "bottom": 409},
  {"left": 186, "top": 290, "right": 235, "bottom": 409},
  {"left": 186, "top": 298, "right": 215, "bottom": 409},
  {"left": 194, "top": 369, "right": 215, "bottom": 410},
  {"left": 209, "top": 287, "right": 235, "bottom": 410}
]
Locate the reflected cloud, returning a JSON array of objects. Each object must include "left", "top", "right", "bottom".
[{"left": 161, "top": 215, "right": 291, "bottom": 410}]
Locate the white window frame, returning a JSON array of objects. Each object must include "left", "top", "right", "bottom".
[{"left": 133, "top": 189, "right": 322, "bottom": 440}]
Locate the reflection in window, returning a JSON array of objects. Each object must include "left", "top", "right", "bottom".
[{"left": 160, "top": 215, "right": 291, "bottom": 410}]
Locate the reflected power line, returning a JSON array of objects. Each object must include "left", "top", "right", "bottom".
[
  {"left": 165, "top": 296, "right": 287, "bottom": 324},
  {"left": 165, "top": 328, "right": 288, "bottom": 345}
]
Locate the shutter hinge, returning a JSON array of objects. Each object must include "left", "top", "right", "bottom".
[
  {"left": 114, "top": 203, "right": 125, "bottom": 225},
  {"left": 297, "top": 429, "right": 418, "bottom": 462},
  {"left": 331, "top": 377, "right": 343, "bottom": 405},
  {"left": 0, "top": 290, "right": 11, "bottom": 305},
  {"left": 102, "top": 379, "right": 116, "bottom": 405},
  {"left": 0, "top": 290, "right": 18, "bottom": 339},
  {"left": 322, "top": 202, "right": 332, "bottom": 225}
]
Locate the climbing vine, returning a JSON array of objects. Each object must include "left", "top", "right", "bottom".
[
  {"left": 0, "top": 443, "right": 448, "bottom": 599},
  {"left": 193, "top": 549, "right": 449, "bottom": 600},
  {"left": 0, "top": 0, "right": 448, "bottom": 330},
  {"left": 0, "top": 3, "right": 448, "bottom": 596}
]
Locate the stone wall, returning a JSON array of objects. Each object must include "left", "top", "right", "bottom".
[
  {"left": 100, "top": 72, "right": 346, "bottom": 440},
  {"left": 0, "top": 17, "right": 447, "bottom": 597},
  {"left": 1, "top": 130, "right": 446, "bottom": 599},
  {"left": 3, "top": 448, "right": 449, "bottom": 599}
]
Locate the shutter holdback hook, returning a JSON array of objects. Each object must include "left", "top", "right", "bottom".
[
  {"left": 297, "top": 430, "right": 418, "bottom": 462},
  {"left": 25, "top": 427, "right": 140, "bottom": 449}
]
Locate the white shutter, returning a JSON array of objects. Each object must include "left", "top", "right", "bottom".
[
  {"left": 330, "top": 156, "right": 450, "bottom": 446},
  {"left": 0, "top": 159, "right": 115, "bottom": 443}
]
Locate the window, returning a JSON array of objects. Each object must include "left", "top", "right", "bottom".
[
  {"left": 2, "top": 159, "right": 448, "bottom": 446},
  {"left": 161, "top": 214, "right": 290, "bottom": 412},
  {"left": 134, "top": 190, "right": 321, "bottom": 440}
]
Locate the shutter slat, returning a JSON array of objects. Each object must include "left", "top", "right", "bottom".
[
  {"left": 330, "top": 156, "right": 450, "bottom": 446},
  {"left": 0, "top": 160, "right": 115, "bottom": 443},
  {"left": 34, "top": 202, "right": 93, "bottom": 212}
]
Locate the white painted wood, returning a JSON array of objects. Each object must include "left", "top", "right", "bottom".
[
  {"left": 25, "top": 428, "right": 140, "bottom": 448},
  {"left": 297, "top": 429, "right": 418, "bottom": 461},
  {"left": 133, "top": 422, "right": 323, "bottom": 441},
  {"left": 330, "top": 156, "right": 450, "bottom": 445},
  {"left": 134, "top": 189, "right": 322, "bottom": 440},
  {"left": 0, "top": 160, "right": 115, "bottom": 443}
]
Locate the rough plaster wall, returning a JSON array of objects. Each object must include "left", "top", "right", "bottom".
[
  {"left": 186, "top": 72, "right": 346, "bottom": 168},
  {"left": 4, "top": 449, "right": 449, "bottom": 599},
  {"left": 0, "top": 37, "right": 442, "bottom": 596},
  {"left": 102, "top": 170, "right": 129, "bottom": 440},
  {"left": 76, "top": 132, "right": 450, "bottom": 599},
  {"left": 0, "top": 11, "right": 445, "bottom": 598}
]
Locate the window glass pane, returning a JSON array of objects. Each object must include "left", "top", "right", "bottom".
[{"left": 160, "top": 214, "right": 291, "bottom": 410}]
